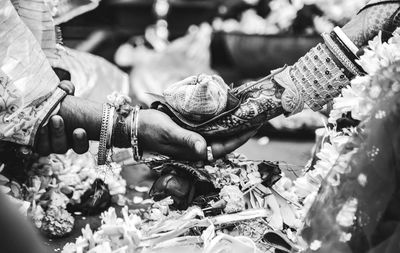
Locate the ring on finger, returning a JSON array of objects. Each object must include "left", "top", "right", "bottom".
[{"left": 207, "top": 146, "right": 214, "bottom": 162}]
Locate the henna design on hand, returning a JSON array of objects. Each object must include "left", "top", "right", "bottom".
[{"left": 197, "top": 78, "right": 284, "bottom": 137}]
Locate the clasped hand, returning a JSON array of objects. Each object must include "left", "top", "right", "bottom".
[{"left": 36, "top": 107, "right": 254, "bottom": 160}]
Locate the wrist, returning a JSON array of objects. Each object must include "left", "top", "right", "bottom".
[{"left": 112, "top": 115, "right": 130, "bottom": 148}]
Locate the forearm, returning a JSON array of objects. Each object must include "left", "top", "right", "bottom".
[
  {"left": 274, "top": 0, "right": 400, "bottom": 114},
  {"left": 58, "top": 96, "right": 132, "bottom": 148},
  {"left": 198, "top": 1, "right": 400, "bottom": 137},
  {"left": 58, "top": 96, "right": 102, "bottom": 141}
]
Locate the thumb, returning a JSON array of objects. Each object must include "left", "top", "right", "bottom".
[{"left": 175, "top": 128, "right": 207, "bottom": 158}]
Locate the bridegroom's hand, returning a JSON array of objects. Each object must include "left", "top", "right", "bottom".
[
  {"left": 36, "top": 115, "right": 89, "bottom": 156},
  {"left": 138, "top": 110, "right": 256, "bottom": 160}
]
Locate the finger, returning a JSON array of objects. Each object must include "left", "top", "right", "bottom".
[
  {"left": 50, "top": 115, "right": 69, "bottom": 154},
  {"left": 36, "top": 126, "right": 51, "bottom": 156},
  {"left": 58, "top": 80, "right": 75, "bottom": 95},
  {"left": 169, "top": 126, "right": 207, "bottom": 159},
  {"left": 72, "top": 128, "right": 89, "bottom": 154},
  {"left": 210, "top": 129, "right": 258, "bottom": 159}
]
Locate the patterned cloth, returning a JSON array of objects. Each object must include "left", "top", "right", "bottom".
[
  {"left": 0, "top": 0, "right": 128, "bottom": 146},
  {"left": 0, "top": 0, "right": 65, "bottom": 146}
]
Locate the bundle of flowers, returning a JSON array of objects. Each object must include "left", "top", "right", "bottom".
[
  {"left": 213, "top": 0, "right": 368, "bottom": 35},
  {"left": 63, "top": 153, "right": 307, "bottom": 252},
  {"left": 0, "top": 150, "right": 127, "bottom": 238}
]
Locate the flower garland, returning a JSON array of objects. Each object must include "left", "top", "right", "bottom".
[{"left": 282, "top": 28, "right": 400, "bottom": 249}]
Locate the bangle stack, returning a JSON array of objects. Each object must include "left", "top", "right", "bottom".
[
  {"left": 269, "top": 27, "right": 364, "bottom": 115},
  {"left": 131, "top": 105, "right": 142, "bottom": 161},
  {"left": 288, "top": 43, "right": 351, "bottom": 111},
  {"left": 332, "top": 27, "right": 360, "bottom": 57},
  {"left": 98, "top": 93, "right": 143, "bottom": 164},
  {"left": 322, "top": 33, "right": 364, "bottom": 77}
]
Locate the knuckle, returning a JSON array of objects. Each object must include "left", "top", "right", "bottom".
[{"left": 182, "top": 134, "right": 195, "bottom": 145}]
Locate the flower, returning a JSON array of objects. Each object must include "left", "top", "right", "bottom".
[
  {"left": 357, "top": 173, "right": 367, "bottom": 187},
  {"left": 40, "top": 206, "right": 74, "bottom": 237},
  {"left": 310, "top": 240, "right": 322, "bottom": 251},
  {"left": 336, "top": 198, "right": 358, "bottom": 227},
  {"left": 220, "top": 185, "right": 246, "bottom": 214}
]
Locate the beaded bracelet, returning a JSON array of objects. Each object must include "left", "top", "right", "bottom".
[
  {"left": 98, "top": 103, "right": 112, "bottom": 165},
  {"left": 288, "top": 43, "right": 350, "bottom": 111}
]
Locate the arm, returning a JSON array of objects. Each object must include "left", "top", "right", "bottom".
[
  {"left": 58, "top": 95, "right": 258, "bottom": 160},
  {"left": 194, "top": 0, "right": 400, "bottom": 138}
]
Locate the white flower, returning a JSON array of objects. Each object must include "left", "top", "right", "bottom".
[
  {"left": 310, "top": 240, "right": 322, "bottom": 251},
  {"left": 339, "top": 232, "right": 352, "bottom": 242},
  {"left": 336, "top": 198, "right": 358, "bottom": 227},
  {"left": 357, "top": 173, "right": 367, "bottom": 187},
  {"left": 219, "top": 185, "right": 246, "bottom": 213},
  {"left": 329, "top": 84, "right": 371, "bottom": 123}
]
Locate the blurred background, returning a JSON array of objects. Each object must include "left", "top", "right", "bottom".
[{"left": 60, "top": 0, "right": 366, "bottom": 164}]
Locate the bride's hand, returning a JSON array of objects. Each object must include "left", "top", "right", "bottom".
[{"left": 138, "top": 110, "right": 256, "bottom": 160}]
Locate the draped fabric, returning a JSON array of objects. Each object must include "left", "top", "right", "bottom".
[
  {"left": 0, "top": 0, "right": 128, "bottom": 146},
  {"left": 302, "top": 91, "right": 400, "bottom": 253},
  {"left": 0, "top": 0, "right": 64, "bottom": 146}
]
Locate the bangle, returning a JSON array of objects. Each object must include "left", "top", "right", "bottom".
[
  {"left": 333, "top": 27, "right": 359, "bottom": 57},
  {"left": 330, "top": 32, "right": 358, "bottom": 63},
  {"left": 106, "top": 106, "right": 115, "bottom": 149},
  {"left": 322, "top": 33, "right": 364, "bottom": 77},
  {"left": 131, "top": 105, "right": 142, "bottom": 161},
  {"left": 98, "top": 103, "right": 112, "bottom": 165},
  {"left": 330, "top": 31, "right": 366, "bottom": 74},
  {"left": 289, "top": 43, "right": 350, "bottom": 111}
]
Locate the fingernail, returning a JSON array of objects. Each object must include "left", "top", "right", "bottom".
[
  {"left": 74, "top": 130, "right": 84, "bottom": 138},
  {"left": 195, "top": 140, "right": 205, "bottom": 154},
  {"left": 52, "top": 118, "right": 62, "bottom": 129}
]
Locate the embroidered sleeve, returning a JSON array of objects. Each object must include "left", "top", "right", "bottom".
[{"left": 0, "top": 0, "right": 65, "bottom": 146}]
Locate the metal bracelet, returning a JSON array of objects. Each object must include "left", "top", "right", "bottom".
[
  {"left": 333, "top": 27, "right": 360, "bottom": 57},
  {"left": 290, "top": 43, "right": 350, "bottom": 111},
  {"left": 106, "top": 106, "right": 115, "bottom": 149},
  {"left": 322, "top": 33, "right": 364, "bottom": 77},
  {"left": 98, "top": 103, "right": 111, "bottom": 165},
  {"left": 131, "top": 105, "right": 142, "bottom": 161}
]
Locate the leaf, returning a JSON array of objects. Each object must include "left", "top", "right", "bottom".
[
  {"left": 201, "top": 223, "right": 216, "bottom": 248},
  {"left": 271, "top": 188, "right": 298, "bottom": 228},
  {"left": 264, "top": 193, "right": 283, "bottom": 230}
]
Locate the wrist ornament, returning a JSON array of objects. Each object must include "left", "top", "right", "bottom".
[
  {"left": 130, "top": 105, "right": 142, "bottom": 161},
  {"left": 108, "top": 92, "right": 133, "bottom": 148},
  {"left": 98, "top": 103, "right": 114, "bottom": 165},
  {"left": 274, "top": 43, "right": 351, "bottom": 114}
]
